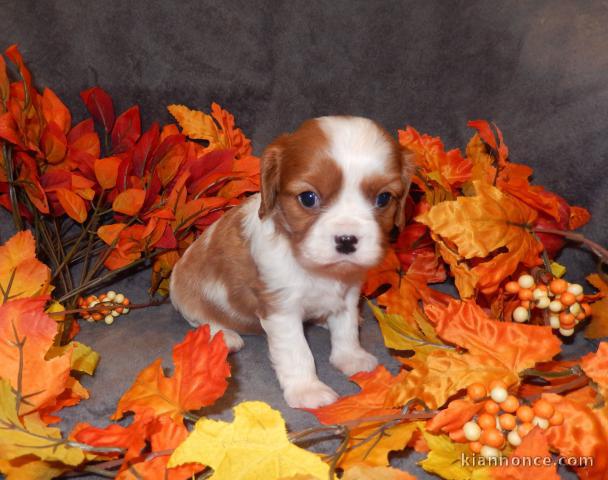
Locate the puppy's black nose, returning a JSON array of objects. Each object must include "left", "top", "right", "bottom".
[{"left": 335, "top": 235, "right": 358, "bottom": 254}]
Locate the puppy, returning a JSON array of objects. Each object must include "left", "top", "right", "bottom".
[{"left": 170, "top": 116, "right": 413, "bottom": 408}]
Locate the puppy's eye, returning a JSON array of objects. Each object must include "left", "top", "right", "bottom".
[
  {"left": 375, "top": 192, "right": 392, "bottom": 208},
  {"left": 298, "top": 191, "right": 319, "bottom": 208}
]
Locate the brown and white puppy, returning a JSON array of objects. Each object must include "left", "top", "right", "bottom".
[{"left": 170, "top": 116, "right": 413, "bottom": 408}]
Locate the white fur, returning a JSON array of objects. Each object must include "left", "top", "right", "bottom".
[
  {"left": 298, "top": 117, "right": 391, "bottom": 270},
  {"left": 241, "top": 195, "right": 378, "bottom": 408}
]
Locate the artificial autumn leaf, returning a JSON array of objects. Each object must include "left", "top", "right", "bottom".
[
  {"left": 0, "top": 455, "right": 70, "bottom": 480},
  {"left": 585, "top": 273, "right": 608, "bottom": 339},
  {"left": 569, "top": 205, "right": 591, "bottom": 230},
  {"left": 111, "top": 105, "right": 141, "bottom": 153},
  {"left": 117, "top": 415, "right": 205, "bottom": 480},
  {"left": 97, "top": 223, "right": 127, "bottom": 245},
  {"left": 112, "top": 188, "right": 146, "bottom": 216},
  {"left": 0, "top": 54, "right": 8, "bottom": 108},
  {"left": 580, "top": 342, "right": 608, "bottom": 399},
  {"left": 426, "top": 399, "right": 483, "bottom": 435},
  {"left": 80, "top": 86, "right": 115, "bottom": 132},
  {"left": 94, "top": 156, "right": 122, "bottom": 189},
  {"left": 362, "top": 248, "right": 401, "bottom": 297},
  {"left": 113, "top": 325, "right": 230, "bottom": 422},
  {"left": 342, "top": 464, "right": 417, "bottom": 480},
  {"left": 0, "top": 230, "right": 51, "bottom": 301},
  {"left": 467, "top": 120, "right": 508, "bottom": 167},
  {"left": 388, "top": 299, "right": 561, "bottom": 409},
  {"left": 55, "top": 188, "right": 87, "bottom": 223},
  {"left": 308, "top": 366, "right": 418, "bottom": 468},
  {"left": 168, "top": 401, "right": 329, "bottom": 480},
  {"left": 419, "top": 430, "right": 490, "bottom": 480},
  {"left": 41, "top": 88, "right": 71, "bottom": 135},
  {"left": 428, "top": 299, "right": 561, "bottom": 375},
  {"left": 0, "top": 297, "right": 72, "bottom": 415},
  {"left": 210, "top": 103, "right": 253, "bottom": 158},
  {"left": 168, "top": 104, "right": 222, "bottom": 146},
  {"left": 417, "top": 181, "right": 543, "bottom": 296},
  {"left": 542, "top": 393, "right": 608, "bottom": 479},
  {"left": 0, "top": 379, "right": 85, "bottom": 466},
  {"left": 47, "top": 341, "right": 100, "bottom": 376},
  {"left": 492, "top": 428, "right": 559, "bottom": 480}
]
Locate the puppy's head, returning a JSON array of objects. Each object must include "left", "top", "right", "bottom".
[{"left": 259, "top": 116, "right": 413, "bottom": 276}]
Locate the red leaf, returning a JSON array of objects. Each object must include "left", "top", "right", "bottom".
[
  {"left": 111, "top": 106, "right": 141, "bottom": 154},
  {"left": 80, "top": 86, "right": 115, "bottom": 132},
  {"left": 5, "top": 45, "right": 33, "bottom": 100}
]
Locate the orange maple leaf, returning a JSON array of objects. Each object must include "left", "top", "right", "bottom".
[
  {"left": 416, "top": 181, "right": 544, "bottom": 297},
  {"left": 585, "top": 274, "right": 608, "bottom": 339},
  {"left": 492, "top": 428, "right": 559, "bottom": 479},
  {"left": 0, "top": 297, "right": 71, "bottom": 415},
  {"left": 112, "top": 325, "right": 230, "bottom": 422},
  {"left": 307, "top": 366, "right": 417, "bottom": 469}
]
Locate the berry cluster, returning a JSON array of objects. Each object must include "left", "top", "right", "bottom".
[
  {"left": 505, "top": 274, "right": 591, "bottom": 336},
  {"left": 77, "top": 291, "right": 131, "bottom": 325},
  {"left": 462, "top": 381, "right": 563, "bottom": 458}
]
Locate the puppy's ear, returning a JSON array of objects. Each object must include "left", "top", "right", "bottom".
[
  {"left": 394, "top": 146, "right": 415, "bottom": 230},
  {"left": 258, "top": 138, "right": 286, "bottom": 218}
]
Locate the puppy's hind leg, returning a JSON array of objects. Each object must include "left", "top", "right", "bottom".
[{"left": 170, "top": 283, "right": 244, "bottom": 353}]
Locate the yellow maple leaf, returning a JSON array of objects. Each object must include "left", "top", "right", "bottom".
[
  {"left": 0, "top": 379, "right": 84, "bottom": 466},
  {"left": 0, "top": 230, "right": 51, "bottom": 301},
  {"left": 420, "top": 430, "right": 491, "bottom": 480},
  {"left": 0, "top": 455, "right": 69, "bottom": 480},
  {"left": 168, "top": 401, "right": 329, "bottom": 480}
]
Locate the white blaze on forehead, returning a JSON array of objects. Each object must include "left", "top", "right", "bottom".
[{"left": 316, "top": 116, "right": 393, "bottom": 181}]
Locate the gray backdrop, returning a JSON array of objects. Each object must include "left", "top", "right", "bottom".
[{"left": 1, "top": 1, "right": 607, "bottom": 478}]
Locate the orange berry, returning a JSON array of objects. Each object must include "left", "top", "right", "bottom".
[
  {"left": 499, "top": 413, "right": 516, "bottom": 430},
  {"left": 123, "top": 298, "right": 130, "bottom": 306},
  {"left": 86, "top": 295, "right": 96, "bottom": 304},
  {"left": 560, "top": 291, "right": 576, "bottom": 306},
  {"left": 549, "top": 279, "right": 568, "bottom": 294},
  {"left": 477, "top": 413, "right": 497, "bottom": 430},
  {"left": 500, "top": 395, "right": 520, "bottom": 413},
  {"left": 559, "top": 311, "right": 575, "bottom": 324},
  {"left": 484, "top": 400, "right": 500, "bottom": 415},
  {"left": 116, "top": 307, "right": 124, "bottom": 314},
  {"left": 489, "top": 380, "right": 507, "bottom": 391},
  {"left": 538, "top": 284, "right": 548, "bottom": 292},
  {"left": 533, "top": 399, "right": 555, "bottom": 419},
  {"left": 581, "top": 303, "right": 592, "bottom": 317},
  {"left": 576, "top": 312, "right": 586, "bottom": 321},
  {"left": 518, "top": 422, "right": 534, "bottom": 437},
  {"left": 576, "top": 294, "right": 584, "bottom": 302},
  {"left": 520, "top": 300, "right": 530, "bottom": 309},
  {"left": 518, "top": 289, "right": 533, "bottom": 301},
  {"left": 505, "top": 281, "right": 520, "bottom": 293},
  {"left": 98, "top": 293, "right": 107, "bottom": 301},
  {"left": 481, "top": 428, "right": 504, "bottom": 448},
  {"left": 82, "top": 312, "right": 90, "bottom": 319},
  {"left": 449, "top": 428, "right": 467, "bottom": 443},
  {"left": 100, "top": 309, "right": 110, "bottom": 315},
  {"left": 92, "top": 313, "right": 103, "bottom": 321},
  {"left": 549, "top": 411, "right": 564, "bottom": 426},
  {"left": 516, "top": 405, "right": 534, "bottom": 423},
  {"left": 467, "top": 382, "right": 487, "bottom": 401},
  {"left": 469, "top": 441, "right": 483, "bottom": 453}
]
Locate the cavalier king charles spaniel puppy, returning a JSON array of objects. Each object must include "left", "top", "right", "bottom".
[{"left": 170, "top": 116, "right": 413, "bottom": 408}]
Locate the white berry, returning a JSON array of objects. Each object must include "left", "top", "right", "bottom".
[
  {"left": 518, "top": 275, "right": 535, "bottom": 289},
  {"left": 480, "top": 445, "right": 501, "bottom": 458},
  {"left": 89, "top": 299, "right": 99, "bottom": 308},
  {"left": 491, "top": 386, "right": 508, "bottom": 403},
  {"left": 569, "top": 303, "right": 581, "bottom": 316},
  {"left": 536, "top": 296, "right": 550, "bottom": 309},
  {"left": 123, "top": 308, "right": 130, "bottom": 314},
  {"left": 512, "top": 307, "right": 529, "bottom": 323},
  {"left": 533, "top": 416, "right": 549, "bottom": 429},
  {"left": 104, "top": 315, "right": 114, "bottom": 325},
  {"left": 549, "top": 315, "right": 561, "bottom": 329},
  {"left": 559, "top": 327, "right": 575, "bottom": 337},
  {"left": 111, "top": 310, "right": 120, "bottom": 317},
  {"left": 106, "top": 290, "right": 117, "bottom": 300},
  {"left": 532, "top": 288, "right": 546, "bottom": 300},
  {"left": 115, "top": 293, "right": 125, "bottom": 303},
  {"left": 549, "top": 300, "right": 563, "bottom": 313},
  {"left": 567, "top": 283, "right": 583, "bottom": 296},
  {"left": 507, "top": 430, "right": 522, "bottom": 446},
  {"left": 463, "top": 421, "right": 481, "bottom": 441}
]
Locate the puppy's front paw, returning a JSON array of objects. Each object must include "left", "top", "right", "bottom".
[
  {"left": 283, "top": 379, "right": 338, "bottom": 409},
  {"left": 331, "top": 349, "right": 378, "bottom": 376}
]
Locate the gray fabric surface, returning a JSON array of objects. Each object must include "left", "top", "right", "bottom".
[{"left": 1, "top": 1, "right": 607, "bottom": 478}]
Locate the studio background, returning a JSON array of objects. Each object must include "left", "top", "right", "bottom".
[{"left": 2, "top": 1, "right": 607, "bottom": 478}]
